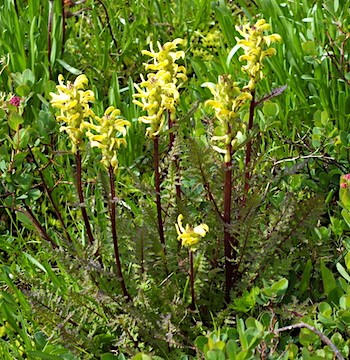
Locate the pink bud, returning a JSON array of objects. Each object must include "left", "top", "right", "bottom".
[
  {"left": 341, "top": 183, "right": 347, "bottom": 188},
  {"left": 9, "top": 96, "right": 21, "bottom": 107}
]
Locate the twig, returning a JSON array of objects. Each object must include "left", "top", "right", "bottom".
[{"left": 273, "top": 322, "right": 345, "bottom": 360}]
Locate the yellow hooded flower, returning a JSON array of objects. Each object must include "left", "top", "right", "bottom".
[
  {"left": 85, "top": 106, "right": 130, "bottom": 172},
  {"left": 50, "top": 74, "right": 95, "bottom": 153},
  {"left": 203, "top": 75, "right": 252, "bottom": 161},
  {"left": 133, "top": 39, "right": 187, "bottom": 138},
  {"left": 175, "top": 214, "right": 209, "bottom": 251},
  {"left": 235, "top": 19, "right": 281, "bottom": 90}
]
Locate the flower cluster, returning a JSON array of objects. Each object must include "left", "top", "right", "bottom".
[
  {"left": 84, "top": 107, "right": 130, "bottom": 172},
  {"left": 50, "top": 74, "right": 129, "bottom": 171},
  {"left": 203, "top": 75, "right": 252, "bottom": 161},
  {"left": 175, "top": 214, "right": 209, "bottom": 251},
  {"left": 50, "top": 74, "right": 95, "bottom": 153},
  {"left": 236, "top": 19, "right": 282, "bottom": 90},
  {"left": 133, "top": 39, "right": 187, "bottom": 138}
]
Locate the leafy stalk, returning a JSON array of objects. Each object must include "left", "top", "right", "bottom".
[{"left": 108, "top": 165, "right": 131, "bottom": 301}]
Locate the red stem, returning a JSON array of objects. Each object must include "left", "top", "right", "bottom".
[
  {"left": 189, "top": 250, "right": 195, "bottom": 310},
  {"left": 75, "top": 151, "right": 95, "bottom": 246},
  {"left": 223, "top": 140, "right": 235, "bottom": 303},
  {"left": 108, "top": 166, "right": 131, "bottom": 301},
  {"left": 153, "top": 137, "right": 168, "bottom": 273},
  {"left": 243, "top": 90, "right": 256, "bottom": 206}
]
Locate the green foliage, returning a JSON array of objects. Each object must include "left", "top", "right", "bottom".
[{"left": 0, "top": 0, "right": 350, "bottom": 358}]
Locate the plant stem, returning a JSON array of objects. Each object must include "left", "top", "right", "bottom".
[
  {"left": 153, "top": 136, "right": 168, "bottom": 273},
  {"left": 21, "top": 203, "right": 57, "bottom": 249},
  {"left": 223, "top": 139, "right": 235, "bottom": 303},
  {"left": 273, "top": 322, "right": 345, "bottom": 360},
  {"left": 28, "top": 146, "right": 72, "bottom": 244},
  {"left": 108, "top": 166, "right": 131, "bottom": 301},
  {"left": 75, "top": 151, "right": 95, "bottom": 246},
  {"left": 243, "top": 90, "right": 256, "bottom": 206},
  {"left": 189, "top": 250, "right": 195, "bottom": 310}
]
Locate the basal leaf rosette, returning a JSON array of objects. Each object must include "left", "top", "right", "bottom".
[
  {"left": 175, "top": 214, "right": 209, "bottom": 252},
  {"left": 50, "top": 74, "right": 95, "bottom": 153},
  {"left": 203, "top": 75, "right": 252, "bottom": 161},
  {"left": 236, "top": 19, "right": 282, "bottom": 90},
  {"left": 85, "top": 106, "right": 130, "bottom": 172}
]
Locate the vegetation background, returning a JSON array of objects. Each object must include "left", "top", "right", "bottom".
[{"left": 0, "top": 0, "right": 350, "bottom": 359}]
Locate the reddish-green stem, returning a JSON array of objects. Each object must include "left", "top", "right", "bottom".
[
  {"left": 75, "top": 151, "right": 95, "bottom": 246},
  {"left": 153, "top": 136, "right": 168, "bottom": 274},
  {"left": 243, "top": 90, "right": 256, "bottom": 206},
  {"left": 108, "top": 166, "right": 131, "bottom": 301},
  {"left": 189, "top": 250, "right": 195, "bottom": 310},
  {"left": 223, "top": 139, "right": 236, "bottom": 303}
]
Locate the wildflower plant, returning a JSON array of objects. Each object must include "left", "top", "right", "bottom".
[
  {"left": 133, "top": 39, "right": 188, "bottom": 263},
  {"left": 203, "top": 18, "right": 282, "bottom": 301},
  {"left": 50, "top": 74, "right": 131, "bottom": 300}
]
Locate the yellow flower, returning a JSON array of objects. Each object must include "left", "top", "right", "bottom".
[
  {"left": 235, "top": 19, "right": 281, "bottom": 90},
  {"left": 50, "top": 74, "right": 95, "bottom": 153},
  {"left": 133, "top": 39, "right": 187, "bottom": 138},
  {"left": 175, "top": 214, "right": 209, "bottom": 251},
  {"left": 203, "top": 75, "right": 252, "bottom": 160},
  {"left": 85, "top": 106, "right": 130, "bottom": 172}
]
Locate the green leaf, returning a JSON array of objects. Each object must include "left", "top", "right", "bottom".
[
  {"left": 226, "top": 339, "right": 237, "bottom": 360},
  {"left": 26, "top": 351, "right": 64, "bottom": 360},
  {"left": 262, "top": 101, "right": 279, "bottom": 117},
  {"left": 345, "top": 252, "right": 350, "bottom": 271},
  {"left": 206, "top": 349, "right": 225, "bottom": 360},
  {"left": 195, "top": 336, "right": 208, "bottom": 351},
  {"left": 57, "top": 59, "right": 82, "bottom": 75},
  {"left": 299, "top": 259, "right": 312, "bottom": 295},
  {"left": 15, "top": 84, "right": 31, "bottom": 97},
  {"left": 132, "top": 354, "right": 151, "bottom": 360},
  {"left": 23, "top": 252, "right": 47, "bottom": 273},
  {"left": 320, "top": 260, "right": 337, "bottom": 295},
  {"left": 101, "top": 354, "right": 119, "bottom": 360},
  {"left": 8, "top": 111, "right": 24, "bottom": 131},
  {"left": 16, "top": 211, "right": 36, "bottom": 231},
  {"left": 336, "top": 262, "right": 350, "bottom": 282}
]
